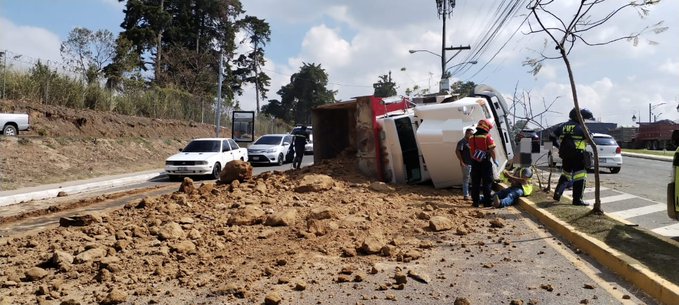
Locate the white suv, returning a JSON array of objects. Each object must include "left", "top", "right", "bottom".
[{"left": 247, "top": 134, "right": 294, "bottom": 166}]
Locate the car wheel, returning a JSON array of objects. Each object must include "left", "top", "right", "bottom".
[
  {"left": 211, "top": 162, "right": 221, "bottom": 180},
  {"left": 548, "top": 154, "right": 556, "bottom": 168},
  {"left": 277, "top": 153, "right": 284, "bottom": 166},
  {"left": 610, "top": 167, "right": 621, "bottom": 174},
  {"left": 2, "top": 125, "right": 17, "bottom": 136}
]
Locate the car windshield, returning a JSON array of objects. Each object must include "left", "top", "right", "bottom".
[
  {"left": 593, "top": 137, "right": 616, "bottom": 146},
  {"left": 292, "top": 127, "right": 311, "bottom": 133},
  {"left": 254, "top": 136, "right": 282, "bottom": 145},
  {"left": 182, "top": 140, "right": 220, "bottom": 152}
]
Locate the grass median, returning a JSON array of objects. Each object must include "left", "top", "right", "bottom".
[
  {"left": 623, "top": 148, "right": 675, "bottom": 157},
  {"left": 527, "top": 190, "right": 679, "bottom": 286}
]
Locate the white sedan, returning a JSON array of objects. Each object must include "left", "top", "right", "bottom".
[
  {"left": 548, "top": 133, "right": 622, "bottom": 174},
  {"left": 165, "top": 138, "right": 248, "bottom": 180}
]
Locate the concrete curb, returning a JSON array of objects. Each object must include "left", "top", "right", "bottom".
[
  {"left": 0, "top": 171, "right": 164, "bottom": 208},
  {"left": 516, "top": 196, "right": 679, "bottom": 305},
  {"left": 622, "top": 151, "right": 673, "bottom": 162}
]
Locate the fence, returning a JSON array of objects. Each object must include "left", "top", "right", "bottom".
[{"left": 0, "top": 49, "right": 285, "bottom": 135}]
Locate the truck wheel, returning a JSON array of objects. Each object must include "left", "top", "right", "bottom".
[
  {"left": 277, "top": 153, "right": 284, "bottom": 166},
  {"left": 2, "top": 125, "right": 17, "bottom": 136},
  {"left": 211, "top": 162, "right": 222, "bottom": 180}
]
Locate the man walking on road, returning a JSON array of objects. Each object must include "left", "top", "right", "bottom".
[
  {"left": 292, "top": 125, "right": 310, "bottom": 169},
  {"left": 550, "top": 107, "right": 594, "bottom": 206},
  {"left": 456, "top": 128, "right": 475, "bottom": 200}
]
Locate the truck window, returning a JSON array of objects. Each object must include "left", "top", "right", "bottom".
[{"left": 394, "top": 117, "right": 422, "bottom": 183}]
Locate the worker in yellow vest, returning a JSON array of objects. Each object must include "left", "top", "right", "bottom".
[{"left": 492, "top": 166, "right": 533, "bottom": 208}]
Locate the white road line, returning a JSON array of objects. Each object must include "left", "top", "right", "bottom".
[
  {"left": 651, "top": 223, "right": 679, "bottom": 237},
  {"left": 584, "top": 187, "right": 610, "bottom": 193},
  {"left": 584, "top": 193, "right": 637, "bottom": 205},
  {"left": 607, "top": 204, "right": 666, "bottom": 219}
]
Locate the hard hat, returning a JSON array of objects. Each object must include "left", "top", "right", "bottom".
[
  {"left": 569, "top": 108, "right": 594, "bottom": 121},
  {"left": 476, "top": 119, "right": 494, "bottom": 131},
  {"left": 517, "top": 167, "right": 533, "bottom": 179}
]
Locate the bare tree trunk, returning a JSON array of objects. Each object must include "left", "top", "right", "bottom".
[
  {"left": 560, "top": 49, "right": 602, "bottom": 214},
  {"left": 155, "top": 0, "right": 164, "bottom": 84}
]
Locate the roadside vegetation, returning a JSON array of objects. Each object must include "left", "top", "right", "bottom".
[
  {"left": 528, "top": 190, "right": 679, "bottom": 285},
  {"left": 623, "top": 148, "right": 675, "bottom": 157}
]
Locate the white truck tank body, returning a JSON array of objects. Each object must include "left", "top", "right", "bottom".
[{"left": 414, "top": 97, "right": 508, "bottom": 188}]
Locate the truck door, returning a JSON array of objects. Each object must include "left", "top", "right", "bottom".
[{"left": 394, "top": 117, "right": 422, "bottom": 183}]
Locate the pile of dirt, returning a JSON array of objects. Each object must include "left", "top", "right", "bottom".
[
  {"left": 0, "top": 157, "right": 504, "bottom": 304},
  {"left": 0, "top": 99, "right": 222, "bottom": 190}
]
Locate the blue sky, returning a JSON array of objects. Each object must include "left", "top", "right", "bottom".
[{"left": 1, "top": 0, "right": 678, "bottom": 128}]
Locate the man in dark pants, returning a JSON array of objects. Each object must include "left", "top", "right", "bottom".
[
  {"left": 292, "top": 125, "right": 310, "bottom": 169},
  {"left": 469, "top": 119, "right": 499, "bottom": 207},
  {"left": 550, "top": 108, "right": 594, "bottom": 206}
]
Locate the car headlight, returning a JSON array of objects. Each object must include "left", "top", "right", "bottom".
[
  {"left": 197, "top": 161, "right": 208, "bottom": 165},
  {"left": 266, "top": 148, "right": 277, "bottom": 153},
  {"left": 165, "top": 161, "right": 172, "bottom": 165}
]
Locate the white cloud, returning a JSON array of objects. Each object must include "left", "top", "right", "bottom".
[
  {"left": 0, "top": 17, "right": 62, "bottom": 67},
  {"left": 659, "top": 58, "right": 679, "bottom": 76},
  {"left": 298, "top": 25, "right": 352, "bottom": 69}
]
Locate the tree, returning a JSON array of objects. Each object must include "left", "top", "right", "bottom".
[
  {"left": 60, "top": 27, "right": 116, "bottom": 85},
  {"left": 261, "top": 99, "right": 291, "bottom": 122},
  {"left": 276, "top": 63, "right": 336, "bottom": 124},
  {"left": 524, "top": 0, "right": 667, "bottom": 214},
  {"left": 373, "top": 71, "right": 397, "bottom": 97},
  {"left": 238, "top": 15, "right": 272, "bottom": 113},
  {"left": 450, "top": 81, "right": 476, "bottom": 98}
]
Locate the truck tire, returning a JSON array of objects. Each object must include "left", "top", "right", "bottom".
[
  {"left": 2, "top": 124, "right": 17, "bottom": 136},
  {"left": 211, "top": 162, "right": 222, "bottom": 180}
]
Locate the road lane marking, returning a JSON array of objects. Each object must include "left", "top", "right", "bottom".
[
  {"left": 584, "top": 187, "right": 610, "bottom": 193},
  {"left": 584, "top": 193, "right": 637, "bottom": 205},
  {"left": 608, "top": 204, "right": 666, "bottom": 219},
  {"left": 651, "top": 223, "right": 679, "bottom": 237}
]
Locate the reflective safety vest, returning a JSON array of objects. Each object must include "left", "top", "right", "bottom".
[
  {"left": 559, "top": 123, "right": 588, "bottom": 151},
  {"left": 498, "top": 169, "right": 533, "bottom": 196}
]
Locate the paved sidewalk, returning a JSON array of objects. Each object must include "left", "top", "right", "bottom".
[
  {"left": 622, "top": 151, "right": 673, "bottom": 162},
  {"left": 0, "top": 169, "right": 165, "bottom": 207}
]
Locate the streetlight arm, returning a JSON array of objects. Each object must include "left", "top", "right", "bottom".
[
  {"left": 408, "top": 49, "right": 441, "bottom": 58},
  {"left": 444, "top": 60, "right": 478, "bottom": 75}
]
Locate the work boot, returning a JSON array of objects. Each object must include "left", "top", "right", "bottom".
[
  {"left": 492, "top": 195, "right": 501, "bottom": 208},
  {"left": 572, "top": 179, "right": 588, "bottom": 206},
  {"left": 553, "top": 176, "right": 568, "bottom": 201}
]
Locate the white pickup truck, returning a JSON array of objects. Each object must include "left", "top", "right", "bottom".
[
  {"left": 0, "top": 113, "right": 30, "bottom": 136},
  {"left": 165, "top": 138, "right": 249, "bottom": 180}
]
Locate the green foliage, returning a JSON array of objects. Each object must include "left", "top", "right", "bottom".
[
  {"left": 60, "top": 27, "right": 115, "bottom": 84},
  {"left": 275, "top": 63, "right": 336, "bottom": 124},
  {"left": 373, "top": 72, "right": 397, "bottom": 97},
  {"left": 450, "top": 81, "right": 476, "bottom": 98}
]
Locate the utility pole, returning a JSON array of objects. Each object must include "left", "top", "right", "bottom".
[
  {"left": 436, "top": 0, "right": 470, "bottom": 93},
  {"left": 253, "top": 40, "right": 260, "bottom": 115},
  {"left": 1, "top": 50, "right": 6, "bottom": 99},
  {"left": 215, "top": 52, "right": 223, "bottom": 137}
]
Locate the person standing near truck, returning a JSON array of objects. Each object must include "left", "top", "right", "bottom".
[
  {"left": 292, "top": 125, "right": 310, "bottom": 169},
  {"left": 550, "top": 108, "right": 594, "bottom": 206},
  {"left": 456, "top": 128, "right": 475, "bottom": 200},
  {"left": 469, "top": 119, "right": 499, "bottom": 207}
]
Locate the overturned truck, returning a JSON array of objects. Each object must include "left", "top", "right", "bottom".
[{"left": 312, "top": 85, "right": 514, "bottom": 189}]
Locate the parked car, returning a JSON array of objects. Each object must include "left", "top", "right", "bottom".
[
  {"left": 548, "top": 133, "right": 622, "bottom": 173},
  {"left": 165, "top": 138, "right": 248, "bottom": 180},
  {"left": 291, "top": 126, "right": 313, "bottom": 154},
  {"left": 247, "top": 134, "right": 294, "bottom": 166},
  {"left": 515, "top": 129, "right": 540, "bottom": 153},
  {"left": 0, "top": 113, "right": 30, "bottom": 136}
]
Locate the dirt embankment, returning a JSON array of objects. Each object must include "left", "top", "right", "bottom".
[{"left": 0, "top": 99, "right": 224, "bottom": 190}]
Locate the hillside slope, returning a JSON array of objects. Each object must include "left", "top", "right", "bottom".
[{"left": 0, "top": 100, "right": 226, "bottom": 190}]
